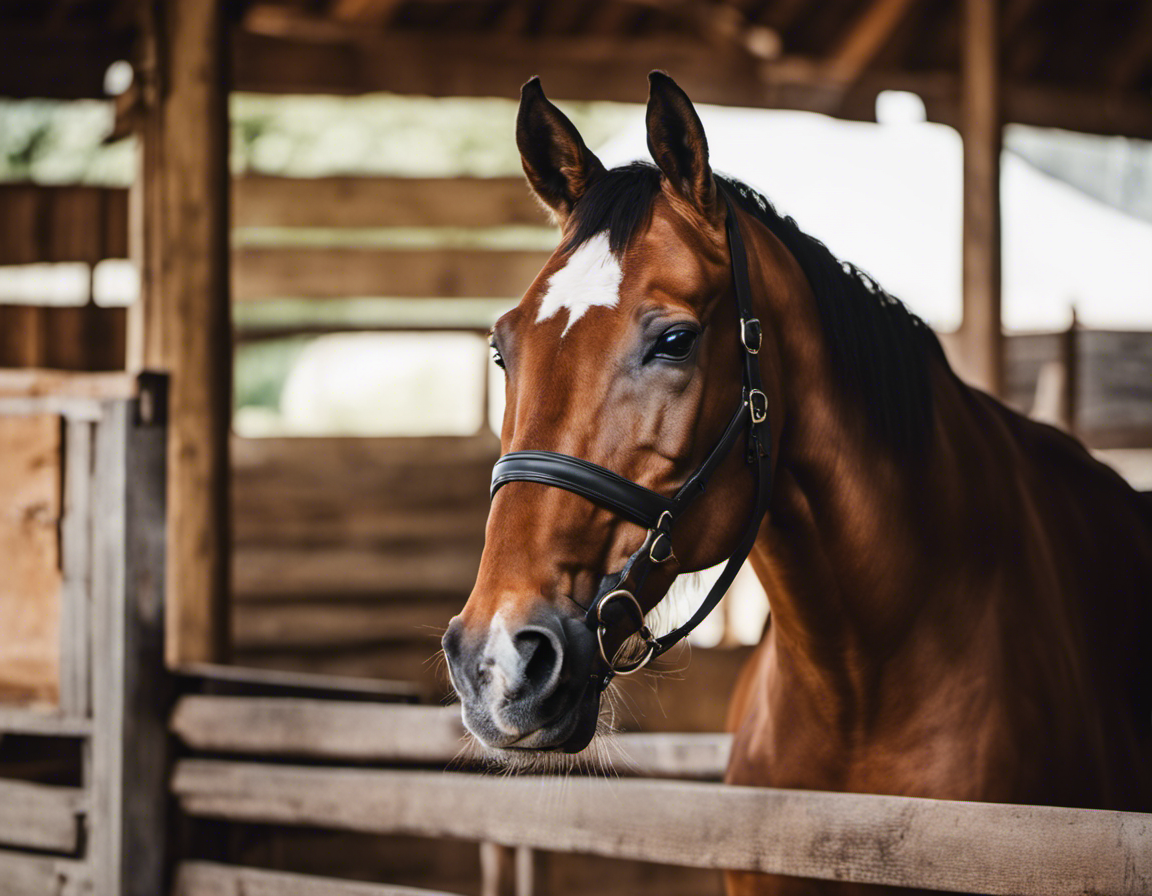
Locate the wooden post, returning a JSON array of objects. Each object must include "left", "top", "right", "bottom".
[
  {"left": 132, "top": 0, "right": 232, "bottom": 663},
  {"left": 88, "top": 378, "right": 171, "bottom": 896},
  {"left": 960, "top": 0, "right": 1003, "bottom": 396},
  {"left": 481, "top": 842, "right": 536, "bottom": 896}
]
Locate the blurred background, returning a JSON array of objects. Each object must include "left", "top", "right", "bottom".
[{"left": 0, "top": 1, "right": 1150, "bottom": 890}]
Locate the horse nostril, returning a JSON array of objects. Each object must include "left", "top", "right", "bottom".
[{"left": 515, "top": 626, "right": 564, "bottom": 699}]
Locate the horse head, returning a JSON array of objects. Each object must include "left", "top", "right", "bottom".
[{"left": 442, "top": 73, "right": 791, "bottom": 755}]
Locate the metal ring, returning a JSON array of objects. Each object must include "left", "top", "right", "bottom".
[
  {"left": 649, "top": 531, "right": 674, "bottom": 564},
  {"left": 595, "top": 590, "right": 658, "bottom": 675}
]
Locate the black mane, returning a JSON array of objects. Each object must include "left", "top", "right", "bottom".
[{"left": 565, "top": 162, "right": 943, "bottom": 457}]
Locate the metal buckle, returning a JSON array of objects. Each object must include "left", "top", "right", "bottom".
[
  {"left": 748, "top": 389, "right": 768, "bottom": 424},
  {"left": 595, "top": 590, "right": 657, "bottom": 675},
  {"left": 741, "top": 318, "right": 762, "bottom": 354},
  {"left": 648, "top": 510, "right": 674, "bottom": 563}
]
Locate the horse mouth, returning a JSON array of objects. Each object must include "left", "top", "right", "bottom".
[{"left": 473, "top": 684, "right": 602, "bottom": 755}]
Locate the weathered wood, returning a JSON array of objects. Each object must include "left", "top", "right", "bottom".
[
  {"left": 169, "top": 696, "right": 730, "bottom": 778},
  {"left": 172, "top": 662, "right": 422, "bottom": 702},
  {"left": 0, "top": 306, "right": 127, "bottom": 372},
  {"left": 88, "top": 393, "right": 170, "bottom": 896},
  {"left": 0, "top": 414, "right": 61, "bottom": 705},
  {"left": 175, "top": 861, "right": 468, "bottom": 896},
  {"left": 0, "top": 847, "right": 90, "bottom": 896},
  {"left": 232, "top": 599, "right": 461, "bottom": 649},
  {"left": 135, "top": 0, "right": 232, "bottom": 664},
  {"left": 173, "top": 761, "right": 1152, "bottom": 896},
  {"left": 958, "top": 0, "right": 1003, "bottom": 396},
  {"left": 480, "top": 842, "right": 518, "bottom": 896},
  {"left": 234, "top": 176, "right": 546, "bottom": 229},
  {"left": 233, "top": 247, "right": 551, "bottom": 300},
  {"left": 0, "top": 708, "right": 92, "bottom": 737},
  {"left": 0, "top": 370, "right": 137, "bottom": 400},
  {"left": 0, "top": 779, "right": 84, "bottom": 854}
]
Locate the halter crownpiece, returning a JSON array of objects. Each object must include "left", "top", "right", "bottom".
[{"left": 489, "top": 185, "right": 774, "bottom": 689}]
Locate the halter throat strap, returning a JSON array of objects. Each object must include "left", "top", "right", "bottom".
[{"left": 488, "top": 185, "right": 773, "bottom": 688}]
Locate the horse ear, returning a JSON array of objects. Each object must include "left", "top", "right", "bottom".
[
  {"left": 645, "top": 71, "right": 718, "bottom": 218},
  {"left": 516, "top": 77, "right": 606, "bottom": 223}
]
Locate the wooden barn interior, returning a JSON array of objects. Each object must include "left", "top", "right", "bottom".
[{"left": 0, "top": 1, "right": 1150, "bottom": 894}]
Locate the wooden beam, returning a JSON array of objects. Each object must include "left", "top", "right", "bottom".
[
  {"left": 172, "top": 761, "right": 1152, "bottom": 896},
  {"left": 0, "top": 708, "right": 92, "bottom": 736},
  {"left": 0, "top": 370, "right": 137, "bottom": 400},
  {"left": 0, "top": 779, "right": 84, "bottom": 854},
  {"left": 176, "top": 861, "right": 468, "bottom": 896},
  {"left": 959, "top": 0, "right": 1003, "bottom": 395},
  {"left": 172, "top": 661, "right": 422, "bottom": 701},
  {"left": 233, "top": 247, "right": 552, "bottom": 301},
  {"left": 823, "top": 0, "right": 922, "bottom": 85},
  {"left": 169, "top": 698, "right": 732, "bottom": 777},
  {"left": 234, "top": 176, "right": 547, "bottom": 229},
  {"left": 0, "top": 30, "right": 131, "bottom": 99},
  {"left": 88, "top": 391, "right": 171, "bottom": 896},
  {"left": 135, "top": 0, "right": 232, "bottom": 664}
]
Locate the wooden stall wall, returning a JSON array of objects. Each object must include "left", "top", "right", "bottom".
[{"left": 0, "top": 185, "right": 128, "bottom": 371}]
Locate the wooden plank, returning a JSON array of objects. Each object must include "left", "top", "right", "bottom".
[
  {"left": 233, "top": 177, "right": 546, "bottom": 229},
  {"left": 0, "top": 779, "right": 84, "bottom": 853},
  {"left": 135, "top": 0, "right": 232, "bottom": 665},
  {"left": 0, "top": 370, "right": 137, "bottom": 400},
  {"left": 172, "top": 662, "right": 423, "bottom": 702},
  {"left": 175, "top": 861, "right": 467, "bottom": 896},
  {"left": 233, "top": 544, "right": 482, "bottom": 599},
  {"left": 958, "top": 0, "right": 1003, "bottom": 396},
  {"left": 232, "top": 599, "right": 462, "bottom": 649},
  {"left": 0, "top": 185, "right": 128, "bottom": 265},
  {"left": 88, "top": 393, "right": 171, "bottom": 896},
  {"left": 169, "top": 697, "right": 730, "bottom": 777},
  {"left": 480, "top": 842, "right": 518, "bottom": 896},
  {"left": 0, "top": 306, "right": 47, "bottom": 368},
  {"left": 233, "top": 247, "right": 551, "bottom": 300},
  {"left": 173, "top": 761, "right": 1152, "bottom": 896},
  {"left": 0, "top": 847, "right": 90, "bottom": 896},
  {"left": 0, "top": 708, "right": 92, "bottom": 737},
  {"left": 0, "top": 414, "right": 61, "bottom": 706}
]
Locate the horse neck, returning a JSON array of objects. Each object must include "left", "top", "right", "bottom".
[{"left": 746, "top": 225, "right": 958, "bottom": 719}]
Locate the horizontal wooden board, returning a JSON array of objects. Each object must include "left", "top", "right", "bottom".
[
  {"left": 172, "top": 663, "right": 423, "bottom": 702},
  {"left": 169, "top": 697, "right": 730, "bottom": 778},
  {"left": 0, "top": 414, "right": 61, "bottom": 706},
  {"left": 0, "top": 305, "right": 127, "bottom": 372},
  {"left": 234, "top": 176, "right": 547, "bottom": 229},
  {"left": 0, "top": 779, "right": 84, "bottom": 853},
  {"left": 0, "top": 707, "right": 92, "bottom": 737},
  {"left": 233, "top": 247, "right": 551, "bottom": 300},
  {"left": 0, "top": 847, "right": 89, "bottom": 896},
  {"left": 173, "top": 762, "right": 1152, "bottom": 896},
  {"left": 176, "top": 861, "right": 468, "bottom": 896},
  {"left": 232, "top": 598, "right": 461, "bottom": 649},
  {"left": 233, "top": 543, "right": 482, "bottom": 600},
  {"left": 0, "top": 370, "right": 137, "bottom": 400},
  {"left": 0, "top": 185, "right": 128, "bottom": 265},
  {"left": 175, "top": 861, "right": 464, "bottom": 896}
]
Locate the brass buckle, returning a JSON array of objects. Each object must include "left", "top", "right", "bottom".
[
  {"left": 741, "top": 318, "right": 762, "bottom": 354},
  {"left": 595, "top": 590, "right": 657, "bottom": 675},
  {"left": 748, "top": 389, "right": 768, "bottom": 424}
]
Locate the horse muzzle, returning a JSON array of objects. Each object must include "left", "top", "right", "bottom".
[{"left": 442, "top": 610, "right": 601, "bottom": 753}]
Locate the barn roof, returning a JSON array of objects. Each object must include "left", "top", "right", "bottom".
[{"left": 2, "top": 0, "right": 1152, "bottom": 138}]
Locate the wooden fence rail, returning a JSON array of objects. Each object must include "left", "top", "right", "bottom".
[{"left": 172, "top": 760, "right": 1152, "bottom": 896}]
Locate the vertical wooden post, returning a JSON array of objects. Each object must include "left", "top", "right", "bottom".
[
  {"left": 481, "top": 843, "right": 536, "bottom": 896},
  {"left": 88, "top": 379, "right": 170, "bottom": 896},
  {"left": 960, "top": 0, "right": 1003, "bottom": 396},
  {"left": 133, "top": 0, "right": 232, "bottom": 663}
]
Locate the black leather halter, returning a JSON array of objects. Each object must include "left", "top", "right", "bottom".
[{"left": 490, "top": 186, "right": 774, "bottom": 690}]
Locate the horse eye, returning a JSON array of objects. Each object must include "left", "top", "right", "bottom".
[
  {"left": 489, "top": 340, "right": 506, "bottom": 369},
  {"left": 651, "top": 328, "right": 698, "bottom": 362}
]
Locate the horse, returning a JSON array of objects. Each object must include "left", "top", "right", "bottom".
[{"left": 441, "top": 71, "right": 1152, "bottom": 896}]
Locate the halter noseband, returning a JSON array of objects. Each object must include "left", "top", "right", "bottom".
[{"left": 489, "top": 186, "right": 774, "bottom": 691}]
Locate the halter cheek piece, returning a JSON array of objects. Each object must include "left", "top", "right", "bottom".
[{"left": 489, "top": 187, "right": 774, "bottom": 691}]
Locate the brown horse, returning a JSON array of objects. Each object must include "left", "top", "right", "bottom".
[{"left": 441, "top": 72, "right": 1152, "bottom": 895}]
